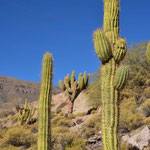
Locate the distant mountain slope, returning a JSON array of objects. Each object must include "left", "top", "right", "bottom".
[{"left": 0, "top": 76, "right": 62, "bottom": 109}]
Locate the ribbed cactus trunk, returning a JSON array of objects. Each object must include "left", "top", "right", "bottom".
[
  {"left": 93, "top": 0, "right": 129, "bottom": 150},
  {"left": 38, "top": 52, "right": 53, "bottom": 150},
  {"left": 102, "top": 0, "right": 119, "bottom": 150}
]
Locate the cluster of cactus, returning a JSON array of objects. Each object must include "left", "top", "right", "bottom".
[
  {"left": 93, "top": 0, "right": 129, "bottom": 149},
  {"left": 18, "top": 99, "right": 35, "bottom": 126},
  {"left": 59, "top": 70, "right": 90, "bottom": 113},
  {"left": 38, "top": 52, "right": 53, "bottom": 150},
  {"left": 146, "top": 41, "right": 150, "bottom": 64}
]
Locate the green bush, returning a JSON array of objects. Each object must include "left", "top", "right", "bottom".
[
  {"left": 144, "top": 87, "right": 150, "bottom": 99},
  {"left": 120, "top": 97, "right": 144, "bottom": 131},
  {"left": 143, "top": 117, "right": 150, "bottom": 125},
  {"left": 0, "top": 126, "right": 36, "bottom": 148},
  {"left": 81, "top": 114, "right": 101, "bottom": 139},
  {"left": 120, "top": 142, "right": 130, "bottom": 150},
  {"left": 82, "top": 128, "right": 96, "bottom": 139},
  {"left": 65, "top": 137, "right": 87, "bottom": 150},
  {"left": 52, "top": 126, "right": 83, "bottom": 150},
  {"left": 141, "top": 99, "right": 150, "bottom": 117},
  {"left": 74, "top": 112, "right": 87, "bottom": 117},
  {"left": 84, "top": 114, "right": 101, "bottom": 129},
  {"left": 51, "top": 115, "right": 71, "bottom": 127}
]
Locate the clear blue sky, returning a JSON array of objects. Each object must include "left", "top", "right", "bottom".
[{"left": 0, "top": 0, "right": 150, "bottom": 86}]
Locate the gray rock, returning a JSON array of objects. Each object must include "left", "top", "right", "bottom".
[
  {"left": 122, "top": 134, "right": 130, "bottom": 142},
  {"left": 128, "top": 126, "right": 150, "bottom": 150}
]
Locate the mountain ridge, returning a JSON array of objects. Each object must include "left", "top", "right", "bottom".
[{"left": 0, "top": 75, "right": 62, "bottom": 109}]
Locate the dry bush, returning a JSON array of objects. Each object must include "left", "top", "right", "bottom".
[
  {"left": 51, "top": 126, "right": 86, "bottom": 150},
  {"left": 120, "top": 97, "right": 144, "bottom": 131},
  {"left": 0, "top": 126, "right": 36, "bottom": 149},
  {"left": 141, "top": 99, "right": 150, "bottom": 117}
]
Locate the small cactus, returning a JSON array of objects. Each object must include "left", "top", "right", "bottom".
[
  {"left": 18, "top": 99, "right": 35, "bottom": 126},
  {"left": 59, "top": 70, "right": 90, "bottom": 113}
]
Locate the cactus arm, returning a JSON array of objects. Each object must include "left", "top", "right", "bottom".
[
  {"left": 83, "top": 71, "right": 87, "bottom": 86},
  {"left": 78, "top": 73, "right": 84, "bottom": 90},
  {"left": 71, "top": 70, "right": 76, "bottom": 88},
  {"left": 114, "top": 66, "right": 129, "bottom": 90},
  {"left": 59, "top": 80, "right": 66, "bottom": 91},
  {"left": 64, "top": 74, "right": 73, "bottom": 93},
  {"left": 86, "top": 74, "right": 91, "bottom": 86},
  {"left": 38, "top": 52, "right": 53, "bottom": 150},
  {"left": 94, "top": 29, "right": 112, "bottom": 63}
]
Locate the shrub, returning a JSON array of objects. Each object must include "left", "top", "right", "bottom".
[
  {"left": 143, "top": 117, "right": 150, "bottom": 125},
  {"left": 67, "top": 113, "right": 75, "bottom": 119},
  {"left": 82, "top": 128, "right": 96, "bottom": 139},
  {"left": 144, "top": 87, "right": 150, "bottom": 99},
  {"left": 65, "top": 137, "right": 87, "bottom": 150},
  {"left": 141, "top": 99, "right": 150, "bottom": 117},
  {"left": 0, "top": 127, "right": 7, "bottom": 139},
  {"left": 56, "top": 108, "right": 62, "bottom": 114},
  {"left": 120, "top": 142, "right": 140, "bottom": 150},
  {"left": 87, "top": 80, "right": 101, "bottom": 108},
  {"left": 120, "top": 142, "right": 130, "bottom": 150},
  {"left": 74, "top": 112, "right": 87, "bottom": 117},
  {"left": 0, "top": 126, "right": 36, "bottom": 148},
  {"left": 84, "top": 114, "right": 101, "bottom": 130},
  {"left": 120, "top": 97, "right": 144, "bottom": 131},
  {"left": 51, "top": 115, "right": 71, "bottom": 127},
  {"left": 81, "top": 114, "right": 101, "bottom": 139},
  {"left": 52, "top": 126, "right": 82, "bottom": 150}
]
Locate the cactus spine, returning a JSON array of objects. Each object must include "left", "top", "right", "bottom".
[
  {"left": 18, "top": 99, "right": 35, "bottom": 126},
  {"left": 93, "top": 0, "right": 128, "bottom": 150},
  {"left": 59, "top": 71, "right": 90, "bottom": 113},
  {"left": 38, "top": 52, "right": 53, "bottom": 150}
]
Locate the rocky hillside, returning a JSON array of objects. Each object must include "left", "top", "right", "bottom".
[
  {"left": 0, "top": 76, "right": 62, "bottom": 109},
  {"left": 0, "top": 91, "right": 149, "bottom": 150}
]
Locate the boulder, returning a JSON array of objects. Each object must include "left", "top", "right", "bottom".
[
  {"left": 127, "top": 126, "right": 150, "bottom": 150},
  {"left": 73, "top": 92, "right": 93, "bottom": 114}
]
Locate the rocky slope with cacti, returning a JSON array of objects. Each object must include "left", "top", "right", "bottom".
[{"left": 0, "top": 89, "right": 150, "bottom": 150}]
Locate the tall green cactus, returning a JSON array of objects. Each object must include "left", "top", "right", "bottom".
[
  {"left": 38, "top": 52, "right": 53, "bottom": 150},
  {"left": 93, "top": 0, "right": 129, "bottom": 150},
  {"left": 59, "top": 70, "right": 90, "bottom": 113},
  {"left": 18, "top": 98, "right": 35, "bottom": 126}
]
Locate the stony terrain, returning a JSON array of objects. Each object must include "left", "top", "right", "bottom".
[{"left": 0, "top": 90, "right": 150, "bottom": 149}]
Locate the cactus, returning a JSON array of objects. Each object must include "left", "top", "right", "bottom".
[
  {"left": 38, "top": 52, "right": 53, "bottom": 150},
  {"left": 114, "top": 66, "right": 129, "bottom": 90},
  {"left": 93, "top": 0, "right": 129, "bottom": 150},
  {"left": 146, "top": 41, "right": 150, "bottom": 64},
  {"left": 59, "top": 70, "right": 90, "bottom": 113},
  {"left": 18, "top": 99, "right": 35, "bottom": 126}
]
